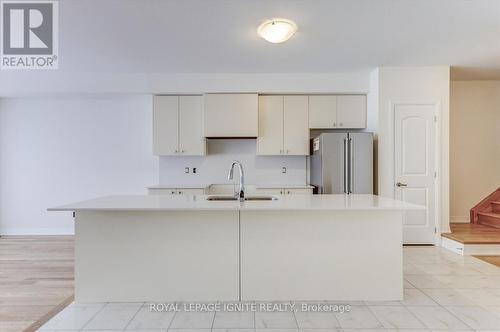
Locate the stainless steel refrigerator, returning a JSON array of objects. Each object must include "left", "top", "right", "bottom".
[{"left": 310, "top": 133, "right": 373, "bottom": 194}]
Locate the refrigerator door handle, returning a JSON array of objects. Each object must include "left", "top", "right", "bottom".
[
  {"left": 349, "top": 137, "right": 354, "bottom": 194},
  {"left": 343, "top": 137, "right": 348, "bottom": 194}
]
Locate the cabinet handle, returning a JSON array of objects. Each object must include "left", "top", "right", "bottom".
[
  {"left": 178, "top": 191, "right": 183, "bottom": 194},
  {"left": 171, "top": 191, "right": 175, "bottom": 194},
  {"left": 287, "top": 190, "right": 291, "bottom": 194},
  {"left": 280, "top": 190, "right": 283, "bottom": 194},
  {"left": 286, "top": 149, "right": 289, "bottom": 154},
  {"left": 279, "top": 149, "right": 283, "bottom": 154},
  {"left": 181, "top": 150, "right": 185, "bottom": 153},
  {"left": 339, "top": 123, "right": 343, "bottom": 127},
  {"left": 333, "top": 122, "right": 336, "bottom": 127},
  {"left": 174, "top": 149, "right": 178, "bottom": 153}
]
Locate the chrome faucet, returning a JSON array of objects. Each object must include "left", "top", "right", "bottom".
[{"left": 228, "top": 160, "right": 245, "bottom": 201}]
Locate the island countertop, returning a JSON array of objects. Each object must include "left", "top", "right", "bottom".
[{"left": 48, "top": 194, "right": 423, "bottom": 212}]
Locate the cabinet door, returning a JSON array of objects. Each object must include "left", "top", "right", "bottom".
[
  {"left": 336, "top": 95, "right": 367, "bottom": 129},
  {"left": 309, "top": 95, "right": 337, "bottom": 128},
  {"left": 153, "top": 96, "right": 179, "bottom": 156},
  {"left": 283, "top": 96, "right": 309, "bottom": 155},
  {"left": 179, "top": 96, "right": 205, "bottom": 155},
  {"left": 257, "top": 96, "right": 284, "bottom": 155},
  {"left": 204, "top": 94, "right": 258, "bottom": 137}
]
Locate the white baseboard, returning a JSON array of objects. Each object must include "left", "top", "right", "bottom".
[
  {"left": 450, "top": 215, "right": 470, "bottom": 223},
  {"left": 441, "top": 236, "right": 500, "bottom": 255},
  {"left": 0, "top": 227, "right": 74, "bottom": 235}
]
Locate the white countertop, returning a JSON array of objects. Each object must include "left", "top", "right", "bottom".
[
  {"left": 147, "top": 184, "right": 314, "bottom": 189},
  {"left": 49, "top": 194, "right": 423, "bottom": 212}
]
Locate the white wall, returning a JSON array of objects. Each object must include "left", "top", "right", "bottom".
[
  {"left": 376, "top": 67, "right": 450, "bottom": 233},
  {"left": 0, "top": 72, "right": 370, "bottom": 97},
  {"left": 159, "top": 140, "right": 307, "bottom": 186},
  {"left": 0, "top": 96, "right": 158, "bottom": 235},
  {"left": 450, "top": 80, "right": 500, "bottom": 222}
]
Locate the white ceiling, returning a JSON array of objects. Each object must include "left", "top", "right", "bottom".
[{"left": 22, "top": 0, "right": 500, "bottom": 79}]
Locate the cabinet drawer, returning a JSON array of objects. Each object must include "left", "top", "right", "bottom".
[
  {"left": 148, "top": 188, "right": 205, "bottom": 195},
  {"left": 148, "top": 188, "right": 177, "bottom": 195},
  {"left": 255, "top": 188, "right": 284, "bottom": 195},
  {"left": 283, "top": 188, "right": 313, "bottom": 195},
  {"left": 177, "top": 189, "right": 205, "bottom": 195}
]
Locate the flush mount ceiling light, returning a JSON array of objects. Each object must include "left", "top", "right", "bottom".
[{"left": 257, "top": 18, "right": 297, "bottom": 43}]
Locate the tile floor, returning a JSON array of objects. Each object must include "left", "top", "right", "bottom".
[{"left": 38, "top": 246, "right": 500, "bottom": 332}]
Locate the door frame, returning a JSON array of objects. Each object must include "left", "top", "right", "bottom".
[{"left": 390, "top": 101, "right": 441, "bottom": 244}]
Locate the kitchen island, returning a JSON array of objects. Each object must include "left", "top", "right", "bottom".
[{"left": 49, "top": 194, "right": 421, "bottom": 303}]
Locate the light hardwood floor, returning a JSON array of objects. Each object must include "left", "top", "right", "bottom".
[
  {"left": 474, "top": 255, "right": 500, "bottom": 268},
  {"left": 0, "top": 236, "right": 74, "bottom": 332}
]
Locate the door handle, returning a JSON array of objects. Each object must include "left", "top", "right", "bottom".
[
  {"left": 349, "top": 137, "right": 353, "bottom": 194},
  {"left": 343, "top": 138, "right": 348, "bottom": 194},
  {"left": 396, "top": 182, "right": 408, "bottom": 187}
]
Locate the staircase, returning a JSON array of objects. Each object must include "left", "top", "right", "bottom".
[{"left": 471, "top": 187, "right": 500, "bottom": 228}]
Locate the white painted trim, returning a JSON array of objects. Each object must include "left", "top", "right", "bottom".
[
  {"left": 441, "top": 237, "right": 500, "bottom": 256},
  {"left": 391, "top": 101, "right": 441, "bottom": 245},
  {"left": 441, "top": 237, "right": 464, "bottom": 255}
]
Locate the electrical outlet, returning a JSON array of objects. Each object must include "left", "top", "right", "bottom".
[
  {"left": 282, "top": 167, "right": 287, "bottom": 174},
  {"left": 184, "top": 167, "right": 189, "bottom": 174},
  {"left": 192, "top": 168, "right": 197, "bottom": 174}
]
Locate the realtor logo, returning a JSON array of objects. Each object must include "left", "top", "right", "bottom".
[{"left": 1, "top": 0, "right": 58, "bottom": 69}]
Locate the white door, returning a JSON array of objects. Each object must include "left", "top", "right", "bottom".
[
  {"left": 179, "top": 96, "right": 205, "bottom": 155},
  {"left": 257, "top": 96, "right": 284, "bottom": 155},
  {"left": 336, "top": 95, "right": 367, "bottom": 129},
  {"left": 308, "top": 95, "right": 337, "bottom": 129},
  {"left": 283, "top": 96, "right": 309, "bottom": 155},
  {"left": 153, "top": 96, "right": 179, "bottom": 156},
  {"left": 394, "top": 104, "right": 437, "bottom": 244}
]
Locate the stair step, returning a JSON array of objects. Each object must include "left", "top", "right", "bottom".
[
  {"left": 477, "top": 211, "right": 500, "bottom": 226},
  {"left": 477, "top": 219, "right": 500, "bottom": 229},
  {"left": 492, "top": 201, "right": 500, "bottom": 213}
]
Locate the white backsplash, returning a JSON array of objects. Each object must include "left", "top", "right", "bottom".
[{"left": 159, "top": 139, "right": 307, "bottom": 186}]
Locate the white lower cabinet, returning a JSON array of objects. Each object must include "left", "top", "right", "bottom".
[
  {"left": 256, "top": 187, "right": 313, "bottom": 195},
  {"left": 148, "top": 188, "right": 205, "bottom": 195}
]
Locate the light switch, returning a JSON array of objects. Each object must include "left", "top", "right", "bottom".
[
  {"left": 282, "top": 167, "right": 287, "bottom": 174},
  {"left": 184, "top": 167, "right": 189, "bottom": 174}
]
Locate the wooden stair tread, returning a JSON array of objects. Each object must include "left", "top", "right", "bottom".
[
  {"left": 478, "top": 211, "right": 500, "bottom": 217},
  {"left": 442, "top": 223, "right": 500, "bottom": 244}
]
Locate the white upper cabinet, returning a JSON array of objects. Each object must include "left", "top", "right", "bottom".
[
  {"left": 153, "top": 96, "right": 178, "bottom": 156},
  {"left": 308, "top": 95, "right": 366, "bottom": 129},
  {"left": 204, "top": 94, "right": 258, "bottom": 137},
  {"left": 336, "top": 95, "right": 367, "bottom": 129},
  {"left": 179, "top": 96, "right": 205, "bottom": 155},
  {"left": 257, "top": 96, "right": 283, "bottom": 155},
  {"left": 309, "top": 95, "right": 337, "bottom": 129},
  {"left": 283, "top": 96, "right": 309, "bottom": 155},
  {"left": 153, "top": 95, "right": 205, "bottom": 156},
  {"left": 257, "top": 95, "right": 309, "bottom": 156}
]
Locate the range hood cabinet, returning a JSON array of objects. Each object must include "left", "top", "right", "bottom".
[{"left": 204, "top": 94, "right": 258, "bottom": 138}]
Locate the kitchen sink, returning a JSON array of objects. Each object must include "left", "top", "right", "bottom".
[
  {"left": 244, "top": 195, "right": 278, "bottom": 201},
  {"left": 206, "top": 195, "right": 278, "bottom": 201}
]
